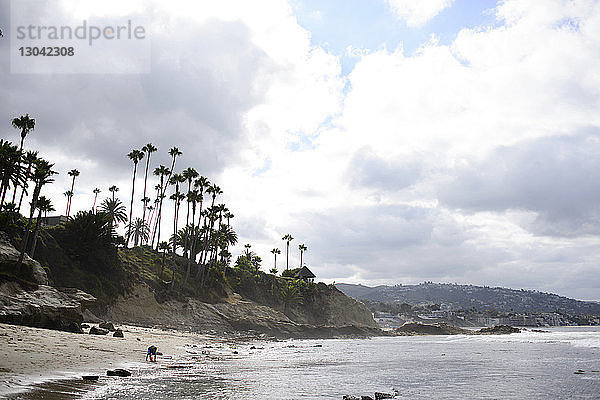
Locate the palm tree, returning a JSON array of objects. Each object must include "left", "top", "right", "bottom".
[
  {"left": 182, "top": 167, "right": 198, "bottom": 258},
  {"left": 108, "top": 185, "right": 119, "bottom": 201},
  {"left": 63, "top": 190, "right": 73, "bottom": 214},
  {"left": 224, "top": 211, "right": 234, "bottom": 227},
  {"left": 66, "top": 169, "right": 80, "bottom": 216},
  {"left": 140, "top": 143, "right": 157, "bottom": 227},
  {"left": 271, "top": 248, "right": 281, "bottom": 271},
  {"left": 18, "top": 159, "right": 57, "bottom": 266},
  {"left": 298, "top": 244, "right": 307, "bottom": 268},
  {"left": 11, "top": 114, "right": 35, "bottom": 152},
  {"left": 0, "top": 140, "right": 23, "bottom": 208},
  {"left": 168, "top": 147, "right": 182, "bottom": 180},
  {"left": 169, "top": 173, "right": 185, "bottom": 287},
  {"left": 126, "top": 149, "right": 145, "bottom": 246},
  {"left": 29, "top": 196, "right": 54, "bottom": 258},
  {"left": 10, "top": 114, "right": 35, "bottom": 203},
  {"left": 282, "top": 234, "right": 294, "bottom": 270},
  {"left": 98, "top": 197, "right": 128, "bottom": 231},
  {"left": 91, "top": 188, "right": 101, "bottom": 211},
  {"left": 140, "top": 196, "right": 151, "bottom": 233},
  {"left": 17, "top": 151, "right": 38, "bottom": 213},
  {"left": 126, "top": 218, "right": 150, "bottom": 246},
  {"left": 151, "top": 164, "right": 170, "bottom": 249}
]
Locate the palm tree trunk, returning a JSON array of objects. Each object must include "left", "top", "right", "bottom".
[
  {"left": 67, "top": 177, "right": 76, "bottom": 216},
  {"left": 127, "top": 164, "right": 138, "bottom": 247},
  {"left": 170, "top": 195, "right": 180, "bottom": 289},
  {"left": 152, "top": 176, "right": 165, "bottom": 249},
  {"left": 11, "top": 140, "right": 24, "bottom": 204},
  {"left": 17, "top": 163, "right": 32, "bottom": 213},
  {"left": 141, "top": 155, "right": 153, "bottom": 244},
  {"left": 286, "top": 242, "right": 289, "bottom": 270},
  {"left": 29, "top": 208, "right": 43, "bottom": 258},
  {"left": 0, "top": 182, "right": 8, "bottom": 208},
  {"left": 184, "top": 184, "right": 191, "bottom": 259},
  {"left": 18, "top": 184, "right": 40, "bottom": 268}
]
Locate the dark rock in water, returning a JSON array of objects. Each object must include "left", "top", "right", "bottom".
[
  {"left": 113, "top": 328, "right": 124, "bottom": 338},
  {"left": 477, "top": 325, "right": 520, "bottom": 335},
  {"left": 81, "top": 323, "right": 90, "bottom": 329},
  {"left": 361, "top": 396, "right": 374, "bottom": 400},
  {"left": 531, "top": 329, "right": 550, "bottom": 333},
  {"left": 233, "top": 350, "right": 239, "bottom": 354},
  {"left": 89, "top": 326, "right": 109, "bottom": 335},
  {"left": 82, "top": 375, "right": 99, "bottom": 381},
  {"left": 99, "top": 322, "right": 115, "bottom": 331},
  {"left": 395, "top": 322, "right": 469, "bottom": 335},
  {"left": 314, "top": 344, "right": 323, "bottom": 347},
  {"left": 375, "top": 393, "right": 393, "bottom": 400},
  {"left": 250, "top": 346, "right": 256, "bottom": 349},
  {"left": 574, "top": 370, "right": 585, "bottom": 374},
  {"left": 107, "top": 369, "right": 131, "bottom": 377},
  {"left": 343, "top": 396, "right": 359, "bottom": 400}
]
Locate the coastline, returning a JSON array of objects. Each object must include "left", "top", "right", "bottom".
[{"left": 0, "top": 322, "right": 234, "bottom": 398}]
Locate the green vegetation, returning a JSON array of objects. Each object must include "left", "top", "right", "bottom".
[{"left": 1, "top": 113, "right": 319, "bottom": 318}]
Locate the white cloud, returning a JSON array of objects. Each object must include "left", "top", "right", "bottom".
[
  {"left": 4, "top": 0, "right": 600, "bottom": 299},
  {"left": 386, "top": 0, "right": 455, "bottom": 27}
]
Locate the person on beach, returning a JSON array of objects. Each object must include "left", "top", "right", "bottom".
[{"left": 146, "top": 345, "right": 158, "bottom": 362}]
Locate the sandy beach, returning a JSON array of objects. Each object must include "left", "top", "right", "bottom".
[{"left": 0, "top": 322, "right": 233, "bottom": 398}]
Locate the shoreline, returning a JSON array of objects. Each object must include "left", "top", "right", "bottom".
[{"left": 0, "top": 322, "right": 239, "bottom": 398}]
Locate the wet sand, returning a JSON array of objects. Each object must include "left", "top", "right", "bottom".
[{"left": 0, "top": 322, "right": 225, "bottom": 398}]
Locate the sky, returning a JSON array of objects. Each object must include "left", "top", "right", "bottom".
[{"left": 1, "top": 0, "right": 600, "bottom": 300}]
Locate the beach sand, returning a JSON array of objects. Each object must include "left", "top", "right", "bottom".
[{"left": 0, "top": 322, "right": 229, "bottom": 397}]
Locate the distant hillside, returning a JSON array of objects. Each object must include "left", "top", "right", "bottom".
[{"left": 336, "top": 282, "right": 600, "bottom": 315}]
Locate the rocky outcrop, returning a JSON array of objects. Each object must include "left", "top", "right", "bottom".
[
  {"left": 0, "top": 281, "right": 86, "bottom": 332},
  {"left": 0, "top": 231, "right": 48, "bottom": 285},
  {"left": 0, "top": 234, "right": 96, "bottom": 332},
  {"left": 392, "top": 322, "right": 521, "bottom": 336},
  {"left": 394, "top": 322, "right": 471, "bottom": 335},
  {"left": 477, "top": 325, "right": 521, "bottom": 334},
  {"left": 103, "top": 283, "right": 381, "bottom": 338},
  {"left": 287, "top": 283, "right": 379, "bottom": 329}
]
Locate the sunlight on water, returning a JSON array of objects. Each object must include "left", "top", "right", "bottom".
[{"left": 73, "top": 328, "right": 600, "bottom": 399}]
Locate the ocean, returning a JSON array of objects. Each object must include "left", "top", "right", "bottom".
[{"left": 12, "top": 327, "right": 600, "bottom": 399}]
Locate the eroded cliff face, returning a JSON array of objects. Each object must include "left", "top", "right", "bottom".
[
  {"left": 0, "top": 233, "right": 96, "bottom": 332},
  {"left": 103, "top": 283, "right": 380, "bottom": 338},
  {"left": 286, "top": 282, "right": 378, "bottom": 328},
  {"left": 0, "top": 231, "right": 48, "bottom": 285}
]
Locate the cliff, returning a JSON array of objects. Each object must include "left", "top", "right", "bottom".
[
  {"left": 1, "top": 228, "right": 378, "bottom": 338},
  {"left": 0, "top": 233, "right": 96, "bottom": 332}
]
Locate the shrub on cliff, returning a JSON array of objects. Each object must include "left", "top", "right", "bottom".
[{"left": 60, "top": 211, "right": 115, "bottom": 255}]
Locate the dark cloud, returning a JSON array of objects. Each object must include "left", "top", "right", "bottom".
[
  {"left": 0, "top": 14, "right": 271, "bottom": 192},
  {"left": 347, "top": 146, "right": 421, "bottom": 191},
  {"left": 289, "top": 204, "right": 489, "bottom": 279},
  {"left": 438, "top": 132, "right": 600, "bottom": 237}
]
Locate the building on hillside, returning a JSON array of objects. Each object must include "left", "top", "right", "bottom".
[
  {"left": 42, "top": 215, "right": 69, "bottom": 226},
  {"left": 295, "top": 266, "right": 316, "bottom": 282}
]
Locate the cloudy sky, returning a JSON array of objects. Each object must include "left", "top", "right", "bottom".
[{"left": 1, "top": 0, "right": 600, "bottom": 300}]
